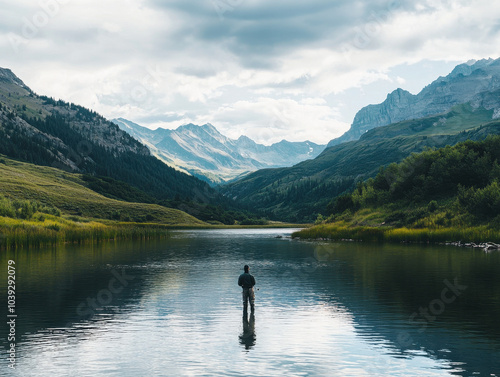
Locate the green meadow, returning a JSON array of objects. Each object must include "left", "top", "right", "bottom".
[{"left": 0, "top": 156, "right": 205, "bottom": 224}]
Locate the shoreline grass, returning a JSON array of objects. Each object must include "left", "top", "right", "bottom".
[
  {"left": 292, "top": 223, "right": 500, "bottom": 244},
  {"left": 0, "top": 215, "right": 179, "bottom": 250}
]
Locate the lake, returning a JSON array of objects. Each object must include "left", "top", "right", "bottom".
[{"left": 1, "top": 228, "right": 500, "bottom": 376}]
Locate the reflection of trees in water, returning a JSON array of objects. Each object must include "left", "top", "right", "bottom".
[
  {"left": 239, "top": 313, "right": 256, "bottom": 350},
  {"left": 312, "top": 243, "right": 500, "bottom": 376},
  {"left": 314, "top": 243, "right": 500, "bottom": 339}
]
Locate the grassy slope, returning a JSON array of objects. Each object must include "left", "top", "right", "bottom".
[
  {"left": 0, "top": 156, "right": 205, "bottom": 226},
  {"left": 0, "top": 79, "right": 50, "bottom": 119},
  {"left": 1, "top": 75, "right": 247, "bottom": 226}
]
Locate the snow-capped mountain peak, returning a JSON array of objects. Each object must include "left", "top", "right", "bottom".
[{"left": 112, "top": 118, "right": 326, "bottom": 185}]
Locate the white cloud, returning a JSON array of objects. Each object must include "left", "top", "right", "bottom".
[
  {"left": 2, "top": 0, "right": 500, "bottom": 145},
  {"left": 395, "top": 76, "right": 406, "bottom": 85},
  {"left": 196, "top": 97, "right": 347, "bottom": 145}
]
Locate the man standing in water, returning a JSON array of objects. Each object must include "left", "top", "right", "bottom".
[{"left": 238, "top": 265, "right": 256, "bottom": 313}]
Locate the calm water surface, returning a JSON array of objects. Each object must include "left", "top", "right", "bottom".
[{"left": 1, "top": 228, "right": 500, "bottom": 376}]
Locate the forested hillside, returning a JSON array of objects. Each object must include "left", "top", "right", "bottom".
[
  {"left": 223, "top": 59, "right": 500, "bottom": 223},
  {"left": 286, "top": 136, "right": 500, "bottom": 246},
  {"left": 327, "top": 135, "right": 500, "bottom": 227}
]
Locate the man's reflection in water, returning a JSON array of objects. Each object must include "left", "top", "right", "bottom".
[{"left": 239, "top": 311, "right": 256, "bottom": 350}]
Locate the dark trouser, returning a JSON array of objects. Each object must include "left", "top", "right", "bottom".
[{"left": 242, "top": 287, "right": 255, "bottom": 311}]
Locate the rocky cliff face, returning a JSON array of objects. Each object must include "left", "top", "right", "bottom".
[
  {"left": 113, "top": 118, "right": 325, "bottom": 184},
  {"left": 329, "top": 58, "right": 500, "bottom": 147},
  {"left": 0, "top": 68, "right": 28, "bottom": 88}
]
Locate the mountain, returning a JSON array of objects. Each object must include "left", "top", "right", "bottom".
[
  {"left": 0, "top": 67, "right": 239, "bottom": 223},
  {"left": 112, "top": 118, "right": 326, "bottom": 185},
  {"left": 329, "top": 58, "right": 500, "bottom": 147},
  {"left": 221, "top": 58, "right": 500, "bottom": 222}
]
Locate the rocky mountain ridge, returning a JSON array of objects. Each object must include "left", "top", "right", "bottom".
[
  {"left": 222, "top": 58, "right": 500, "bottom": 221},
  {"left": 329, "top": 58, "right": 500, "bottom": 146}
]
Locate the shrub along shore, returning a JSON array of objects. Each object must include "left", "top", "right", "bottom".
[
  {"left": 292, "top": 222, "right": 500, "bottom": 246},
  {"left": 0, "top": 216, "right": 301, "bottom": 250},
  {"left": 0, "top": 194, "right": 180, "bottom": 249},
  {"left": 0, "top": 215, "right": 175, "bottom": 250}
]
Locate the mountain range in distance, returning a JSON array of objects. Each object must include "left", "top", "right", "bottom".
[{"left": 112, "top": 118, "right": 326, "bottom": 185}]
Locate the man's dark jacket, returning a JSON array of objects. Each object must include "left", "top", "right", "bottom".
[{"left": 238, "top": 272, "right": 256, "bottom": 289}]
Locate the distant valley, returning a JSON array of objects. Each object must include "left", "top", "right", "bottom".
[{"left": 112, "top": 118, "right": 325, "bottom": 185}]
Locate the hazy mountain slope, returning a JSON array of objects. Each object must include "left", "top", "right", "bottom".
[
  {"left": 112, "top": 118, "right": 325, "bottom": 185},
  {"left": 329, "top": 58, "right": 500, "bottom": 147},
  {"left": 221, "top": 105, "right": 500, "bottom": 222}
]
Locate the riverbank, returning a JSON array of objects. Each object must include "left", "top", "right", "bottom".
[
  {"left": 291, "top": 222, "right": 500, "bottom": 246},
  {"left": 0, "top": 214, "right": 305, "bottom": 250}
]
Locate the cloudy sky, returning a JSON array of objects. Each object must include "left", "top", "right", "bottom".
[{"left": 2, "top": 0, "right": 500, "bottom": 144}]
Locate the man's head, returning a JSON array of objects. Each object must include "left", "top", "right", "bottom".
[{"left": 244, "top": 265, "right": 249, "bottom": 273}]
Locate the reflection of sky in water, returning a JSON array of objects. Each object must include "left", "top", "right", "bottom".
[
  {"left": 2, "top": 229, "right": 498, "bottom": 376},
  {"left": 14, "top": 306, "right": 457, "bottom": 377}
]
